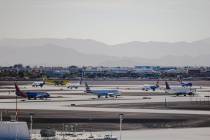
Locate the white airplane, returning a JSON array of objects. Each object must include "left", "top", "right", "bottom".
[
  {"left": 165, "top": 81, "right": 195, "bottom": 96},
  {"left": 85, "top": 82, "right": 121, "bottom": 98},
  {"left": 67, "top": 80, "right": 82, "bottom": 89},
  {"left": 181, "top": 81, "right": 192, "bottom": 87},
  {"left": 32, "top": 81, "right": 45, "bottom": 87},
  {"left": 67, "top": 82, "right": 81, "bottom": 89},
  {"left": 142, "top": 81, "right": 159, "bottom": 91},
  {"left": 177, "top": 77, "right": 193, "bottom": 87}
]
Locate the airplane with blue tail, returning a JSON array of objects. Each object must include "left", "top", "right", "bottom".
[
  {"left": 85, "top": 82, "right": 121, "bottom": 98},
  {"left": 178, "top": 77, "right": 193, "bottom": 87},
  {"left": 142, "top": 81, "right": 159, "bottom": 91},
  {"left": 181, "top": 82, "right": 192, "bottom": 87},
  {"left": 15, "top": 83, "right": 50, "bottom": 100},
  {"left": 165, "top": 81, "right": 195, "bottom": 96}
]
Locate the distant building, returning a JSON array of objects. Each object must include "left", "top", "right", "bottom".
[
  {"left": 109, "top": 67, "right": 131, "bottom": 74},
  {"left": 187, "top": 68, "right": 201, "bottom": 75},
  {"left": 134, "top": 66, "right": 159, "bottom": 74}
]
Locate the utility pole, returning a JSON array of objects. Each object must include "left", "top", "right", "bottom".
[
  {"left": 16, "top": 95, "right": 18, "bottom": 121},
  {"left": 119, "top": 113, "right": 124, "bottom": 140},
  {"left": 29, "top": 113, "right": 34, "bottom": 139},
  {"left": 164, "top": 97, "right": 167, "bottom": 107},
  {"left": 0, "top": 111, "right": 2, "bottom": 121},
  {"left": 62, "top": 123, "right": 65, "bottom": 140}
]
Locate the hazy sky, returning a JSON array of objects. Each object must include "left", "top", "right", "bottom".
[{"left": 0, "top": 0, "right": 210, "bottom": 44}]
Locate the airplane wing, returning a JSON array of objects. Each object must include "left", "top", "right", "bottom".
[
  {"left": 35, "top": 94, "right": 44, "bottom": 98},
  {"left": 107, "top": 93, "right": 115, "bottom": 97}
]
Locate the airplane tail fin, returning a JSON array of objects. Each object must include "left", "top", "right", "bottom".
[
  {"left": 165, "top": 81, "right": 170, "bottom": 90},
  {"left": 156, "top": 81, "right": 159, "bottom": 87},
  {"left": 85, "top": 82, "right": 91, "bottom": 93},
  {"left": 177, "top": 75, "right": 182, "bottom": 83},
  {"left": 15, "top": 83, "right": 27, "bottom": 98}
]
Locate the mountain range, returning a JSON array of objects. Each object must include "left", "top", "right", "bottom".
[{"left": 0, "top": 38, "right": 210, "bottom": 66}]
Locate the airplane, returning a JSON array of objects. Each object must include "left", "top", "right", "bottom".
[
  {"left": 15, "top": 83, "right": 50, "bottom": 100},
  {"left": 165, "top": 81, "right": 195, "bottom": 96},
  {"left": 67, "top": 79, "right": 82, "bottom": 89},
  {"left": 32, "top": 81, "right": 45, "bottom": 87},
  {"left": 177, "top": 76, "right": 193, "bottom": 87},
  {"left": 67, "top": 82, "right": 81, "bottom": 89},
  {"left": 85, "top": 82, "right": 121, "bottom": 98},
  {"left": 45, "top": 79, "right": 70, "bottom": 86},
  {"left": 142, "top": 81, "right": 159, "bottom": 91},
  {"left": 180, "top": 81, "right": 192, "bottom": 87}
]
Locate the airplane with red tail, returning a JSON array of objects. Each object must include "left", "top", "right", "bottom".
[{"left": 15, "top": 83, "right": 50, "bottom": 100}]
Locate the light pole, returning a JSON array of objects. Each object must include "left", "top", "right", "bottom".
[
  {"left": 0, "top": 111, "right": 2, "bottom": 121},
  {"left": 62, "top": 123, "right": 65, "bottom": 140},
  {"left": 119, "top": 113, "right": 124, "bottom": 140},
  {"left": 164, "top": 97, "right": 167, "bottom": 107},
  {"left": 16, "top": 94, "right": 18, "bottom": 121},
  {"left": 75, "top": 123, "right": 78, "bottom": 135},
  {"left": 29, "top": 113, "right": 34, "bottom": 139}
]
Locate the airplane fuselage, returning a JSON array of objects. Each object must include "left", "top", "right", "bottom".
[
  {"left": 165, "top": 87, "right": 195, "bottom": 96},
  {"left": 67, "top": 83, "right": 80, "bottom": 89},
  {"left": 181, "top": 82, "right": 192, "bottom": 87},
  {"left": 32, "top": 81, "right": 45, "bottom": 87},
  {"left": 25, "top": 92, "right": 50, "bottom": 100},
  {"left": 85, "top": 82, "right": 121, "bottom": 98},
  {"left": 87, "top": 89, "right": 120, "bottom": 98},
  {"left": 142, "top": 85, "right": 158, "bottom": 91}
]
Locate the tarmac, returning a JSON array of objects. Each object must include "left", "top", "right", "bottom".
[{"left": 1, "top": 81, "right": 210, "bottom": 131}]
